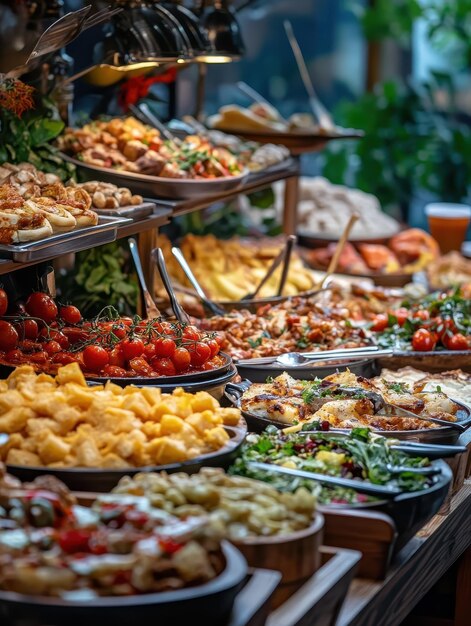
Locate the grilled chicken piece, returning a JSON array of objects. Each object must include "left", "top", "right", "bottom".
[
  {"left": 416, "top": 392, "right": 459, "bottom": 422},
  {"left": 311, "top": 398, "right": 375, "bottom": 428}
]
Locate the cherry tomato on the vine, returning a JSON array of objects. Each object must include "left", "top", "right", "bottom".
[
  {"left": 128, "top": 357, "right": 154, "bottom": 376},
  {"left": 151, "top": 357, "right": 176, "bottom": 376},
  {"left": 120, "top": 337, "right": 145, "bottom": 361},
  {"left": 52, "top": 352, "right": 78, "bottom": 366},
  {"left": 25, "top": 292, "right": 58, "bottom": 323},
  {"left": 182, "top": 325, "right": 200, "bottom": 342},
  {"left": 207, "top": 339, "right": 220, "bottom": 358},
  {"left": 172, "top": 347, "right": 191, "bottom": 372},
  {"left": 154, "top": 337, "right": 176, "bottom": 358},
  {"left": 82, "top": 345, "right": 109, "bottom": 372},
  {"left": 39, "top": 328, "right": 69, "bottom": 349},
  {"left": 44, "top": 340, "right": 62, "bottom": 356},
  {"left": 60, "top": 305, "right": 82, "bottom": 325},
  {"left": 103, "top": 365, "right": 128, "bottom": 377},
  {"left": 0, "top": 321, "right": 18, "bottom": 351},
  {"left": 188, "top": 341, "right": 211, "bottom": 367},
  {"left": 109, "top": 346, "right": 125, "bottom": 368}
]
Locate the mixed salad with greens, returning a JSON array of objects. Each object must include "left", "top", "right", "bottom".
[{"left": 231, "top": 426, "right": 432, "bottom": 506}]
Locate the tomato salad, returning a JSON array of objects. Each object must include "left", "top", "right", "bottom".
[
  {"left": 0, "top": 290, "right": 224, "bottom": 377},
  {"left": 370, "top": 290, "right": 471, "bottom": 352}
]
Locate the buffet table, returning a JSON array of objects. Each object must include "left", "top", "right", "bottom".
[{"left": 338, "top": 480, "right": 471, "bottom": 626}]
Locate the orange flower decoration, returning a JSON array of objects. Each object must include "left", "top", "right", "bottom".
[{"left": 0, "top": 78, "right": 35, "bottom": 117}]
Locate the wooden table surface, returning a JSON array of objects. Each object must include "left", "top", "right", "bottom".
[{"left": 337, "top": 479, "right": 471, "bottom": 626}]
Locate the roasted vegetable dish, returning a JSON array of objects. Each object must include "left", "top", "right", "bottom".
[
  {"left": 58, "top": 117, "right": 244, "bottom": 179},
  {"left": 240, "top": 370, "right": 461, "bottom": 431}
]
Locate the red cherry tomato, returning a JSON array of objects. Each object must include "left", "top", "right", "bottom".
[
  {"left": 413, "top": 309, "right": 430, "bottom": 321},
  {"left": 29, "top": 350, "right": 48, "bottom": 364},
  {"left": 110, "top": 322, "right": 127, "bottom": 339},
  {"left": 44, "top": 340, "right": 62, "bottom": 355},
  {"left": 394, "top": 308, "right": 409, "bottom": 327},
  {"left": 172, "top": 347, "right": 191, "bottom": 372},
  {"left": 188, "top": 341, "right": 212, "bottom": 366},
  {"left": 151, "top": 357, "right": 176, "bottom": 376},
  {"left": 62, "top": 326, "right": 88, "bottom": 344},
  {"left": 0, "top": 321, "right": 18, "bottom": 351},
  {"left": 435, "top": 317, "right": 457, "bottom": 342},
  {"left": 118, "top": 317, "right": 134, "bottom": 327},
  {"left": 25, "top": 292, "right": 58, "bottom": 323},
  {"left": 60, "top": 305, "right": 82, "bottom": 325},
  {"left": 120, "top": 337, "right": 145, "bottom": 361},
  {"left": 128, "top": 357, "right": 154, "bottom": 376},
  {"left": 371, "top": 314, "right": 389, "bottom": 332},
  {"left": 52, "top": 352, "right": 78, "bottom": 365},
  {"left": 446, "top": 333, "right": 469, "bottom": 351},
  {"left": 5, "top": 349, "right": 22, "bottom": 362},
  {"left": 154, "top": 337, "right": 176, "bottom": 358},
  {"left": 0, "top": 288, "right": 8, "bottom": 316},
  {"left": 19, "top": 339, "right": 41, "bottom": 353},
  {"left": 207, "top": 339, "right": 220, "bottom": 358},
  {"left": 182, "top": 325, "right": 200, "bottom": 342},
  {"left": 411, "top": 328, "right": 436, "bottom": 352},
  {"left": 82, "top": 345, "right": 109, "bottom": 372},
  {"left": 14, "top": 318, "right": 39, "bottom": 340},
  {"left": 39, "top": 328, "right": 69, "bottom": 349},
  {"left": 143, "top": 342, "right": 157, "bottom": 360},
  {"left": 109, "top": 346, "right": 125, "bottom": 368},
  {"left": 103, "top": 365, "right": 128, "bottom": 377}
]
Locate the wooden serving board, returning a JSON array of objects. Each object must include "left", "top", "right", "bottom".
[{"left": 320, "top": 508, "right": 397, "bottom": 580}]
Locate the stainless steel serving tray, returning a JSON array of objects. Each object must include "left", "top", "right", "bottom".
[
  {"left": 225, "top": 381, "right": 471, "bottom": 444},
  {"left": 0, "top": 215, "right": 131, "bottom": 262},
  {"left": 93, "top": 201, "right": 156, "bottom": 220},
  {"left": 61, "top": 154, "right": 250, "bottom": 200}
]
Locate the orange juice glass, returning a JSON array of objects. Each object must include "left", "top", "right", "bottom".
[{"left": 425, "top": 203, "right": 471, "bottom": 254}]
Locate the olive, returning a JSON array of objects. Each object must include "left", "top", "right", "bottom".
[{"left": 29, "top": 497, "right": 55, "bottom": 527}]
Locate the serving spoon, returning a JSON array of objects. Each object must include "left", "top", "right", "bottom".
[{"left": 236, "top": 345, "right": 385, "bottom": 367}]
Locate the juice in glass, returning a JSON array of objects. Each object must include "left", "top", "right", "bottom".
[{"left": 425, "top": 203, "right": 471, "bottom": 254}]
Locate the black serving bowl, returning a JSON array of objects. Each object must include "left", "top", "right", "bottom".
[
  {"left": 236, "top": 356, "right": 378, "bottom": 383},
  {"left": 0, "top": 541, "right": 247, "bottom": 626},
  {"left": 7, "top": 417, "right": 247, "bottom": 492},
  {"left": 88, "top": 364, "right": 238, "bottom": 401}
]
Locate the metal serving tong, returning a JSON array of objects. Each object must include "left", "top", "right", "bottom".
[
  {"left": 236, "top": 81, "right": 289, "bottom": 125},
  {"left": 240, "top": 235, "right": 297, "bottom": 301},
  {"left": 130, "top": 103, "right": 182, "bottom": 147},
  {"left": 152, "top": 248, "right": 190, "bottom": 325},
  {"left": 378, "top": 403, "right": 466, "bottom": 432},
  {"left": 236, "top": 345, "right": 386, "bottom": 367},
  {"left": 128, "top": 238, "right": 161, "bottom": 319},
  {"left": 171, "top": 247, "right": 225, "bottom": 317},
  {"left": 247, "top": 461, "right": 403, "bottom": 498},
  {"left": 5, "top": 5, "right": 123, "bottom": 79}
]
